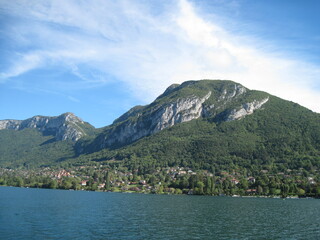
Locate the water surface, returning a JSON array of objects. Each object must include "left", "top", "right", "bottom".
[{"left": 0, "top": 187, "right": 319, "bottom": 239}]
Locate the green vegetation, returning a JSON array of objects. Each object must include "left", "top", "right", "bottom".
[
  {"left": 0, "top": 80, "right": 320, "bottom": 197},
  {"left": 74, "top": 94, "right": 320, "bottom": 176},
  {"left": 0, "top": 128, "right": 75, "bottom": 168},
  {"left": 0, "top": 165, "right": 319, "bottom": 198}
]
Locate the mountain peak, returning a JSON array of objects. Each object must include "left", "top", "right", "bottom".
[
  {"left": 60, "top": 112, "right": 84, "bottom": 123},
  {"left": 2, "top": 79, "right": 320, "bottom": 172},
  {"left": 90, "top": 79, "right": 265, "bottom": 150},
  {"left": 0, "top": 112, "right": 93, "bottom": 142}
]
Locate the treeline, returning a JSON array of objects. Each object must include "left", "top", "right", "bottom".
[
  {"left": 1, "top": 166, "right": 319, "bottom": 198},
  {"left": 0, "top": 174, "right": 109, "bottom": 191},
  {"left": 169, "top": 174, "right": 320, "bottom": 197}
]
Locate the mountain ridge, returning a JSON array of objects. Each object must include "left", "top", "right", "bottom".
[
  {"left": 0, "top": 112, "right": 95, "bottom": 142},
  {"left": 78, "top": 80, "right": 270, "bottom": 152},
  {"left": 1, "top": 79, "right": 320, "bottom": 172}
]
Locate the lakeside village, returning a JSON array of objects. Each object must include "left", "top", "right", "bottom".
[{"left": 0, "top": 163, "right": 320, "bottom": 198}]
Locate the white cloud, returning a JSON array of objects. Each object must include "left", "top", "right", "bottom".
[
  {"left": 0, "top": 53, "right": 43, "bottom": 81},
  {"left": 1, "top": 0, "right": 320, "bottom": 112}
]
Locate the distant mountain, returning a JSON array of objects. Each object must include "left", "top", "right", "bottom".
[
  {"left": 1, "top": 80, "right": 320, "bottom": 172},
  {"left": 0, "top": 112, "right": 95, "bottom": 142},
  {"left": 0, "top": 112, "right": 95, "bottom": 167}
]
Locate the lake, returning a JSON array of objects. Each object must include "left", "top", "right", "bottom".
[{"left": 0, "top": 187, "right": 319, "bottom": 239}]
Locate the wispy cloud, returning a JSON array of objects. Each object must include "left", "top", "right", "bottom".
[
  {"left": 67, "top": 95, "right": 80, "bottom": 103},
  {"left": 1, "top": 0, "right": 319, "bottom": 112},
  {"left": 0, "top": 53, "right": 43, "bottom": 81}
]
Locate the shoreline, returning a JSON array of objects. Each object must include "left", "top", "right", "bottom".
[{"left": 1, "top": 185, "right": 318, "bottom": 199}]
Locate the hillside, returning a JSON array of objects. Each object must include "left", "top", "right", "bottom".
[
  {"left": 1, "top": 80, "right": 320, "bottom": 174},
  {"left": 73, "top": 80, "right": 320, "bottom": 175},
  {"left": 0, "top": 112, "right": 96, "bottom": 168},
  {"left": 76, "top": 80, "right": 268, "bottom": 152},
  {"left": 75, "top": 88, "right": 320, "bottom": 174}
]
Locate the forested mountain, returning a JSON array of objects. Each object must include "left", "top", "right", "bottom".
[
  {"left": 0, "top": 112, "right": 95, "bottom": 167},
  {"left": 1, "top": 80, "right": 320, "bottom": 174}
]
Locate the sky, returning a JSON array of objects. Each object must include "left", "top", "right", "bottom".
[{"left": 0, "top": 0, "right": 319, "bottom": 128}]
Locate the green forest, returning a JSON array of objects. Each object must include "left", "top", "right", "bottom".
[{"left": 0, "top": 80, "right": 320, "bottom": 197}]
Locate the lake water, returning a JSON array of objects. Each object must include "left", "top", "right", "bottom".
[{"left": 0, "top": 187, "right": 319, "bottom": 239}]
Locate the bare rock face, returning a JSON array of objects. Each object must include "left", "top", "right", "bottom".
[
  {"left": 155, "top": 91, "right": 212, "bottom": 131},
  {"left": 0, "top": 120, "right": 22, "bottom": 130},
  {"left": 0, "top": 113, "right": 88, "bottom": 142},
  {"left": 218, "top": 84, "right": 247, "bottom": 102},
  {"left": 226, "top": 97, "right": 269, "bottom": 121},
  {"left": 100, "top": 82, "right": 267, "bottom": 149},
  {"left": 103, "top": 92, "right": 212, "bottom": 147}
]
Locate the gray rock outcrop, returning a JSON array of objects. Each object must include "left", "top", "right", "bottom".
[
  {"left": 0, "top": 112, "right": 88, "bottom": 142},
  {"left": 226, "top": 97, "right": 269, "bottom": 121},
  {"left": 103, "top": 91, "right": 212, "bottom": 147},
  {"left": 219, "top": 84, "right": 247, "bottom": 101}
]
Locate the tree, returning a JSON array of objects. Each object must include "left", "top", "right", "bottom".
[
  {"left": 297, "top": 188, "right": 305, "bottom": 196},
  {"left": 210, "top": 176, "right": 216, "bottom": 195},
  {"left": 205, "top": 177, "right": 212, "bottom": 195},
  {"left": 195, "top": 181, "right": 204, "bottom": 195},
  {"left": 239, "top": 178, "right": 248, "bottom": 190},
  {"left": 105, "top": 171, "right": 111, "bottom": 190},
  {"left": 15, "top": 177, "right": 24, "bottom": 187},
  {"left": 156, "top": 185, "right": 164, "bottom": 194},
  {"left": 179, "top": 176, "right": 189, "bottom": 189},
  {"left": 48, "top": 179, "right": 58, "bottom": 189},
  {"left": 61, "top": 178, "right": 73, "bottom": 189}
]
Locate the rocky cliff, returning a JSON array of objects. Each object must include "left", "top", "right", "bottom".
[
  {"left": 0, "top": 112, "right": 93, "bottom": 142},
  {"left": 91, "top": 80, "right": 268, "bottom": 149},
  {"left": 2, "top": 79, "right": 320, "bottom": 169},
  {"left": 225, "top": 98, "right": 269, "bottom": 121},
  {"left": 0, "top": 80, "right": 271, "bottom": 151},
  {"left": 102, "top": 91, "right": 212, "bottom": 147}
]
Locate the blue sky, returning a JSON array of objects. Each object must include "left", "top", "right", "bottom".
[{"left": 0, "top": 0, "right": 319, "bottom": 128}]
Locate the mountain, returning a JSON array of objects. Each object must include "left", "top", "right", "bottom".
[
  {"left": 0, "top": 112, "right": 94, "bottom": 142},
  {"left": 0, "top": 112, "right": 95, "bottom": 167},
  {"left": 1, "top": 80, "right": 320, "bottom": 173},
  {"left": 78, "top": 80, "right": 268, "bottom": 151},
  {"left": 75, "top": 80, "right": 320, "bottom": 173}
]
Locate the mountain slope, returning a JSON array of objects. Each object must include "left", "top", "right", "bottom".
[
  {"left": 0, "top": 128, "right": 75, "bottom": 168},
  {"left": 0, "top": 112, "right": 95, "bottom": 142},
  {"left": 78, "top": 80, "right": 269, "bottom": 152},
  {"left": 1, "top": 79, "right": 320, "bottom": 173},
  {"left": 75, "top": 80, "right": 320, "bottom": 173},
  {"left": 0, "top": 112, "right": 95, "bottom": 168}
]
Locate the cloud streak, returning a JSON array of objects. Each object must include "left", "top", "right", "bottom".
[{"left": 1, "top": 0, "right": 320, "bottom": 112}]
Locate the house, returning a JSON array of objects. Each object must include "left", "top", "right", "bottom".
[
  {"left": 80, "top": 180, "right": 88, "bottom": 186},
  {"left": 248, "top": 177, "right": 256, "bottom": 184},
  {"left": 139, "top": 180, "right": 147, "bottom": 185},
  {"left": 231, "top": 178, "right": 239, "bottom": 185},
  {"left": 54, "top": 170, "right": 71, "bottom": 179},
  {"left": 246, "top": 189, "right": 257, "bottom": 194},
  {"left": 308, "top": 177, "right": 316, "bottom": 184},
  {"left": 220, "top": 171, "right": 229, "bottom": 176}
]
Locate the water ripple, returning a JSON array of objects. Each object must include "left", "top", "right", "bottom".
[{"left": 0, "top": 187, "right": 319, "bottom": 239}]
